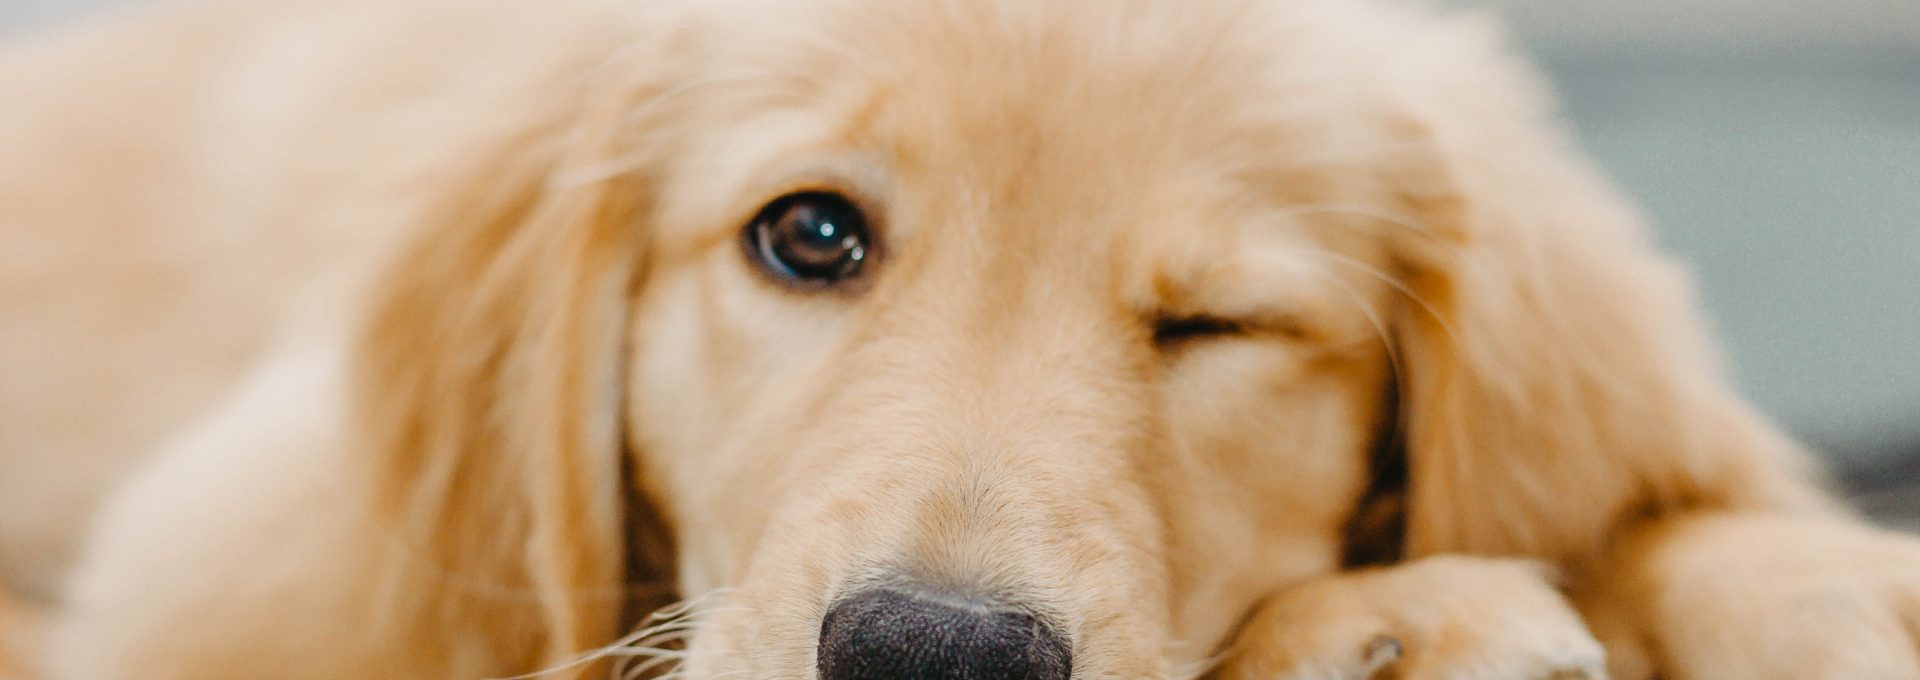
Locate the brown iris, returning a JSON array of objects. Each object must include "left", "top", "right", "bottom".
[{"left": 744, "top": 192, "right": 872, "bottom": 287}]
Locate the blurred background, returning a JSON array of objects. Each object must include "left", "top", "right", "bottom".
[
  {"left": 1454, "top": 0, "right": 1920, "bottom": 524},
  {"left": 5, "top": 0, "right": 1917, "bottom": 515}
]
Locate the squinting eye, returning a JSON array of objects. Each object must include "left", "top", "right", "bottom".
[
  {"left": 743, "top": 192, "right": 873, "bottom": 287},
  {"left": 1152, "top": 315, "right": 1243, "bottom": 347}
]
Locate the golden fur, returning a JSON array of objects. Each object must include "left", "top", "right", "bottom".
[{"left": 2, "top": 0, "right": 1915, "bottom": 678}]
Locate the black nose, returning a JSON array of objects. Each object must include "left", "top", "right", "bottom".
[{"left": 817, "top": 588, "right": 1072, "bottom": 680}]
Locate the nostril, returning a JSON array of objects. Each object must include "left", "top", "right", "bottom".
[{"left": 817, "top": 588, "right": 1072, "bottom": 680}]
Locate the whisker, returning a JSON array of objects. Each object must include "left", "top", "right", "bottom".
[
  {"left": 1274, "top": 202, "right": 1435, "bottom": 238},
  {"left": 1299, "top": 249, "right": 1458, "bottom": 347},
  {"left": 1301, "top": 264, "right": 1411, "bottom": 447},
  {"left": 618, "top": 650, "right": 690, "bottom": 680},
  {"left": 602, "top": 625, "right": 707, "bottom": 653},
  {"left": 1302, "top": 264, "right": 1402, "bottom": 377},
  {"left": 642, "top": 588, "right": 739, "bottom": 624},
  {"left": 490, "top": 589, "right": 739, "bottom": 680},
  {"left": 1276, "top": 202, "right": 1504, "bottom": 295}
]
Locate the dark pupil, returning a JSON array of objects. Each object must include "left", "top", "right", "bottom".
[{"left": 759, "top": 197, "right": 867, "bottom": 281}]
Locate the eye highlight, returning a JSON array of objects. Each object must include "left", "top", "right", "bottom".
[{"left": 743, "top": 191, "right": 873, "bottom": 288}]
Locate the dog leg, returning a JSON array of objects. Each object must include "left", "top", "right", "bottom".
[
  {"left": 1215, "top": 555, "right": 1606, "bottom": 680},
  {"left": 1573, "top": 512, "right": 1920, "bottom": 680}
]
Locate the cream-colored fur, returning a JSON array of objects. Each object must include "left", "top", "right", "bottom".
[
  {"left": 2, "top": 0, "right": 1914, "bottom": 678},
  {"left": 1220, "top": 556, "right": 1606, "bottom": 679},
  {"left": 0, "top": 591, "right": 38, "bottom": 679}
]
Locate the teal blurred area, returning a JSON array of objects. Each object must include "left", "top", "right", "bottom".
[
  {"left": 1556, "top": 60, "right": 1920, "bottom": 469},
  {"left": 1459, "top": 0, "right": 1920, "bottom": 477},
  {"left": 4, "top": 0, "right": 1917, "bottom": 472}
]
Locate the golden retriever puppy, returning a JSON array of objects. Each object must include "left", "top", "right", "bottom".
[{"left": 2, "top": 0, "right": 1917, "bottom": 678}]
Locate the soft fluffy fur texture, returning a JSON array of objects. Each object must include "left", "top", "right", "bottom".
[{"left": 3, "top": 0, "right": 1918, "bottom": 678}]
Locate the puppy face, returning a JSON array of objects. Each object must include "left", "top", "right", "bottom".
[
  {"left": 364, "top": 0, "right": 1776, "bottom": 676},
  {"left": 621, "top": 1, "right": 1405, "bottom": 675}
]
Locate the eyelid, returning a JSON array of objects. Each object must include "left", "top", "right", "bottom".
[
  {"left": 1152, "top": 315, "right": 1243, "bottom": 345},
  {"left": 743, "top": 157, "right": 890, "bottom": 233},
  {"left": 1152, "top": 311, "right": 1313, "bottom": 348}
]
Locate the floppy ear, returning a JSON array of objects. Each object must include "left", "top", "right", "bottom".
[
  {"left": 1380, "top": 34, "right": 1834, "bottom": 564},
  {"left": 350, "top": 100, "right": 669, "bottom": 669}
]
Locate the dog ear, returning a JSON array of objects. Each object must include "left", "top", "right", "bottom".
[
  {"left": 1379, "top": 41, "right": 1833, "bottom": 565},
  {"left": 349, "top": 98, "right": 667, "bottom": 670}
]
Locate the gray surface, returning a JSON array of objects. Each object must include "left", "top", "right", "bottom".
[{"left": 5, "top": 0, "right": 1917, "bottom": 468}]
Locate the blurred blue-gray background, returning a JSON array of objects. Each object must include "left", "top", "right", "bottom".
[
  {"left": 5, "top": 0, "right": 1916, "bottom": 498},
  {"left": 1463, "top": 0, "right": 1920, "bottom": 472}
]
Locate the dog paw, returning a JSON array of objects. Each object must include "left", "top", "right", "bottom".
[
  {"left": 1577, "top": 513, "right": 1920, "bottom": 680},
  {"left": 1216, "top": 555, "right": 1606, "bottom": 680}
]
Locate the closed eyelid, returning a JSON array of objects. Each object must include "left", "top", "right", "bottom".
[
  {"left": 1150, "top": 308, "right": 1312, "bottom": 346},
  {"left": 1151, "top": 315, "right": 1243, "bottom": 345}
]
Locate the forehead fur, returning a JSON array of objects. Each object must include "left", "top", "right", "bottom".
[
  {"left": 656, "top": 0, "right": 1433, "bottom": 180},
  {"left": 700, "top": 0, "right": 1511, "bottom": 145},
  {"left": 633, "top": 0, "right": 1515, "bottom": 322}
]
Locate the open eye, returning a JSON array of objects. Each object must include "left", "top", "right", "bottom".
[
  {"left": 1152, "top": 315, "right": 1244, "bottom": 346},
  {"left": 743, "top": 192, "right": 873, "bottom": 287}
]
